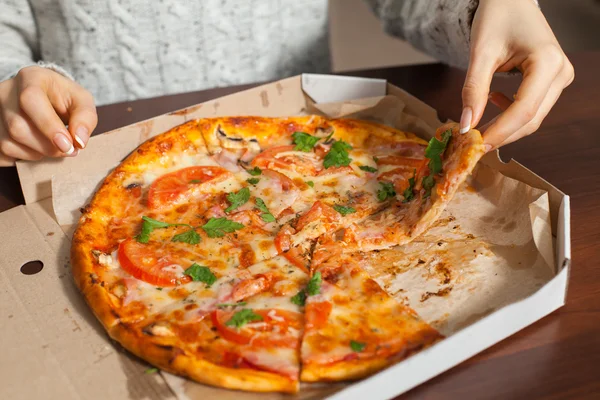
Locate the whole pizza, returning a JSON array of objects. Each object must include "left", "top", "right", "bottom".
[{"left": 71, "top": 116, "right": 485, "bottom": 393}]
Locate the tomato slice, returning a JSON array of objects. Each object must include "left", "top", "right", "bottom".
[
  {"left": 305, "top": 301, "right": 332, "bottom": 330},
  {"left": 117, "top": 238, "right": 190, "bottom": 287},
  {"left": 147, "top": 166, "right": 230, "bottom": 209},
  {"left": 212, "top": 309, "right": 302, "bottom": 348},
  {"left": 252, "top": 145, "right": 320, "bottom": 176}
]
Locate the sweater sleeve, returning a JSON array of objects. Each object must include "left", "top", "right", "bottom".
[
  {"left": 363, "top": 0, "right": 480, "bottom": 69},
  {"left": 0, "top": 0, "right": 73, "bottom": 81}
]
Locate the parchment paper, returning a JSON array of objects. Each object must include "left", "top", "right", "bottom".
[{"left": 50, "top": 90, "right": 556, "bottom": 400}]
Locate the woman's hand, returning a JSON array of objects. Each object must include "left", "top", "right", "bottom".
[
  {"left": 0, "top": 66, "right": 97, "bottom": 166},
  {"left": 460, "top": 0, "right": 574, "bottom": 151}
]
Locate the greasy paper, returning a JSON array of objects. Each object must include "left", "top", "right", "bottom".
[{"left": 47, "top": 78, "right": 556, "bottom": 399}]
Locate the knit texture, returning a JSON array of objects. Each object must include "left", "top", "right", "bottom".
[{"left": 1, "top": 0, "right": 479, "bottom": 105}]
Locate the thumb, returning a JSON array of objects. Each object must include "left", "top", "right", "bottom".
[
  {"left": 67, "top": 88, "right": 98, "bottom": 149},
  {"left": 460, "top": 55, "right": 496, "bottom": 133}
]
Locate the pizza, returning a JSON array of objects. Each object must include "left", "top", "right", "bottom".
[{"left": 71, "top": 116, "right": 485, "bottom": 393}]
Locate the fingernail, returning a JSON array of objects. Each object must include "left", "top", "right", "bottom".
[
  {"left": 53, "top": 133, "right": 75, "bottom": 155},
  {"left": 67, "top": 149, "right": 79, "bottom": 157},
  {"left": 74, "top": 126, "right": 89, "bottom": 149},
  {"left": 459, "top": 107, "right": 472, "bottom": 134},
  {"left": 484, "top": 144, "right": 493, "bottom": 153}
]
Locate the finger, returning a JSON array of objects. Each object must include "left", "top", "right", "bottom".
[
  {"left": 461, "top": 52, "right": 498, "bottom": 134},
  {"left": 66, "top": 88, "right": 98, "bottom": 149},
  {"left": 494, "top": 76, "right": 567, "bottom": 148},
  {"left": 17, "top": 85, "right": 75, "bottom": 155},
  {"left": 0, "top": 139, "right": 45, "bottom": 161},
  {"left": 3, "top": 110, "right": 71, "bottom": 157},
  {"left": 0, "top": 153, "right": 16, "bottom": 167},
  {"left": 483, "top": 55, "right": 562, "bottom": 148}
]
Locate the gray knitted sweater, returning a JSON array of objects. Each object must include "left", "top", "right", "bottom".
[{"left": 1, "top": 0, "right": 478, "bottom": 105}]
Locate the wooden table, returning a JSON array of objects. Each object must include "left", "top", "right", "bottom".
[{"left": 1, "top": 52, "right": 599, "bottom": 399}]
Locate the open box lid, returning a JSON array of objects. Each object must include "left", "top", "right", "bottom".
[{"left": 1, "top": 74, "right": 570, "bottom": 400}]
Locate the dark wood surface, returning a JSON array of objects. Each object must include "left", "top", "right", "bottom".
[{"left": 1, "top": 52, "right": 599, "bottom": 399}]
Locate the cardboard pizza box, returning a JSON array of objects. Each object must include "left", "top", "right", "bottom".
[{"left": 0, "top": 74, "right": 570, "bottom": 400}]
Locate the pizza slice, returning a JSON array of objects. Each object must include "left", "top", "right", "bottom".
[
  {"left": 103, "top": 255, "right": 308, "bottom": 393},
  {"left": 300, "top": 250, "right": 443, "bottom": 381},
  {"left": 281, "top": 123, "right": 485, "bottom": 264}
]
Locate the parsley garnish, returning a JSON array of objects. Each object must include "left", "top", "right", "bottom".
[
  {"left": 247, "top": 178, "right": 260, "bottom": 185},
  {"left": 171, "top": 228, "right": 201, "bottom": 244},
  {"left": 136, "top": 216, "right": 193, "bottom": 244},
  {"left": 373, "top": 156, "right": 379, "bottom": 163},
  {"left": 201, "top": 217, "right": 245, "bottom": 238},
  {"left": 323, "top": 140, "right": 353, "bottom": 169},
  {"left": 290, "top": 290, "right": 307, "bottom": 306},
  {"left": 333, "top": 204, "right": 356, "bottom": 216},
  {"left": 421, "top": 130, "right": 452, "bottom": 198},
  {"left": 145, "top": 367, "right": 158, "bottom": 374},
  {"left": 359, "top": 165, "right": 377, "bottom": 173},
  {"left": 306, "top": 181, "right": 314, "bottom": 188},
  {"left": 225, "top": 309, "right": 263, "bottom": 329},
  {"left": 291, "top": 271, "right": 321, "bottom": 306},
  {"left": 189, "top": 179, "right": 202, "bottom": 184},
  {"left": 225, "top": 187, "right": 250, "bottom": 213},
  {"left": 255, "top": 198, "right": 276, "bottom": 223},
  {"left": 247, "top": 166, "right": 262, "bottom": 176},
  {"left": 184, "top": 263, "right": 217, "bottom": 286},
  {"left": 324, "top": 132, "right": 334, "bottom": 143},
  {"left": 402, "top": 169, "right": 417, "bottom": 203},
  {"left": 350, "top": 340, "right": 366, "bottom": 352},
  {"left": 306, "top": 271, "right": 322, "bottom": 296},
  {"left": 377, "top": 182, "right": 396, "bottom": 202},
  {"left": 292, "top": 131, "right": 320, "bottom": 152},
  {"left": 217, "top": 302, "right": 247, "bottom": 308}
]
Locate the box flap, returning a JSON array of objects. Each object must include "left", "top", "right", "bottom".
[
  {"left": 0, "top": 201, "right": 175, "bottom": 400},
  {"left": 301, "top": 73, "right": 386, "bottom": 103}
]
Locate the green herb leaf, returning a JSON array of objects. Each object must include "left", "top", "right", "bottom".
[
  {"left": 324, "top": 132, "right": 334, "bottom": 143},
  {"left": 201, "top": 217, "right": 245, "bottom": 238},
  {"left": 217, "top": 302, "right": 247, "bottom": 308},
  {"left": 292, "top": 131, "right": 320, "bottom": 152},
  {"left": 136, "top": 216, "right": 184, "bottom": 243},
  {"left": 350, "top": 340, "right": 366, "bottom": 352},
  {"left": 422, "top": 174, "right": 436, "bottom": 199},
  {"left": 184, "top": 263, "right": 217, "bottom": 286},
  {"left": 377, "top": 182, "right": 396, "bottom": 202},
  {"left": 156, "top": 287, "right": 163, "bottom": 291},
  {"left": 247, "top": 166, "right": 262, "bottom": 176},
  {"left": 323, "top": 140, "right": 353, "bottom": 169},
  {"left": 255, "top": 198, "right": 276, "bottom": 223},
  {"left": 306, "top": 271, "right": 322, "bottom": 296},
  {"left": 247, "top": 178, "right": 260, "bottom": 185},
  {"left": 420, "top": 130, "right": 452, "bottom": 199},
  {"left": 171, "top": 228, "right": 201, "bottom": 244},
  {"left": 333, "top": 204, "right": 356, "bottom": 216},
  {"left": 306, "top": 181, "right": 314, "bottom": 188},
  {"left": 373, "top": 156, "right": 379, "bottom": 163},
  {"left": 145, "top": 367, "right": 159, "bottom": 374},
  {"left": 424, "top": 129, "right": 452, "bottom": 175},
  {"left": 225, "top": 187, "right": 250, "bottom": 213},
  {"left": 225, "top": 309, "right": 263, "bottom": 329},
  {"left": 189, "top": 179, "right": 202, "bottom": 184},
  {"left": 359, "top": 165, "right": 377, "bottom": 173},
  {"left": 291, "top": 290, "right": 307, "bottom": 306},
  {"left": 402, "top": 169, "right": 417, "bottom": 203}
]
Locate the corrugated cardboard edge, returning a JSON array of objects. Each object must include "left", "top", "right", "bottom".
[{"left": 3, "top": 74, "right": 570, "bottom": 400}]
